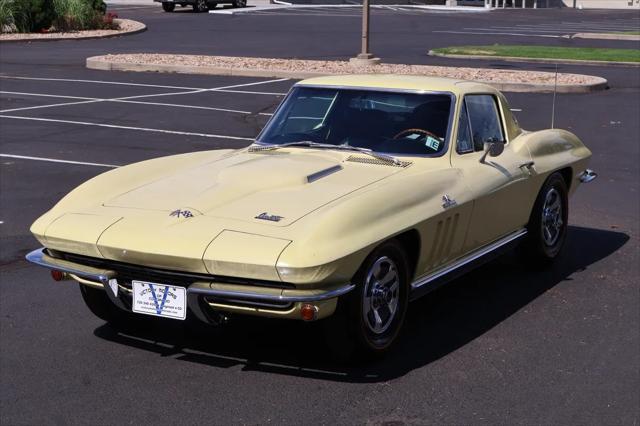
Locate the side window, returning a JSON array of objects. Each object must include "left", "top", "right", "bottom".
[
  {"left": 456, "top": 101, "right": 473, "bottom": 154},
  {"left": 465, "top": 95, "right": 505, "bottom": 152}
]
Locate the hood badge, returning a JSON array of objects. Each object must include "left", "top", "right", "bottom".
[
  {"left": 255, "top": 212, "right": 284, "bottom": 222},
  {"left": 169, "top": 209, "right": 194, "bottom": 219},
  {"left": 442, "top": 195, "right": 457, "bottom": 209}
]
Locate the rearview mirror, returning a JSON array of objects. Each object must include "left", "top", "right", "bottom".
[{"left": 480, "top": 141, "right": 504, "bottom": 163}]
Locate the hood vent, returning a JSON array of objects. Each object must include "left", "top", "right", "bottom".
[
  {"left": 307, "top": 165, "right": 343, "bottom": 183},
  {"left": 346, "top": 155, "right": 411, "bottom": 168}
]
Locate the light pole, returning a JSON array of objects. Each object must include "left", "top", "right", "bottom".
[{"left": 350, "top": 0, "right": 380, "bottom": 66}]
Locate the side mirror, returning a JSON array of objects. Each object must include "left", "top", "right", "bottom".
[{"left": 479, "top": 141, "right": 504, "bottom": 163}]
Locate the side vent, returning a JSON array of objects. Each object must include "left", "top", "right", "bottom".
[
  {"left": 345, "top": 155, "right": 411, "bottom": 168},
  {"left": 425, "top": 213, "right": 460, "bottom": 268}
]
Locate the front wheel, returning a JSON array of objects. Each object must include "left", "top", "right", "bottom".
[
  {"left": 523, "top": 172, "right": 569, "bottom": 262},
  {"left": 162, "top": 2, "right": 175, "bottom": 11},
  {"left": 325, "top": 240, "right": 409, "bottom": 359},
  {"left": 192, "top": 0, "right": 208, "bottom": 12}
]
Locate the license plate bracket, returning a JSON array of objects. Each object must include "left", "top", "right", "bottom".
[{"left": 132, "top": 281, "right": 187, "bottom": 320}]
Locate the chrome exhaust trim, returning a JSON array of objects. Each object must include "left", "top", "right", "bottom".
[{"left": 579, "top": 169, "right": 597, "bottom": 183}]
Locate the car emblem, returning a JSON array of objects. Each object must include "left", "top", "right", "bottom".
[
  {"left": 255, "top": 212, "right": 284, "bottom": 222},
  {"left": 169, "top": 209, "right": 194, "bottom": 218},
  {"left": 442, "top": 195, "right": 457, "bottom": 209}
]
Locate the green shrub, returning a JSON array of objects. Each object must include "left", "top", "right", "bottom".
[
  {"left": 0, "top": 0, "right": 16, "bottom": 33},
  {"left": 11, "top": 0, "right": 55, "bottom": 33},
  {"left": 89, "top": 0, "right": 106, "bottom": 13},
  {"left": 52, "top": 0, "right": 108, "bottom": 31},
  {"left": 1, "top": 0, "right": 108, "bottom": 33}
]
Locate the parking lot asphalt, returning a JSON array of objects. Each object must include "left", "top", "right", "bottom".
[{"left": 1, "top": 5, "right": 639, "bottom": 425}]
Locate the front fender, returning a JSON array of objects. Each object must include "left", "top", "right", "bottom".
[{"left": 276, "top": 166, "right": 473, "bottom": 286}]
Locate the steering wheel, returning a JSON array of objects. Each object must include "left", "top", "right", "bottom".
[{"left": 393, "top": 128, "right": 441, "bottom": 141}]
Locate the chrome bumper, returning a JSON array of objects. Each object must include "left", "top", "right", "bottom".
[
  {"left": 25, "top": 248, "right": 354, "bottom": 320},
  {"left": 26, "top": 248, "right": 115, "bottom": 285},
  {"left": 579, "top": 169, "right": 597, "bottom": 183}
]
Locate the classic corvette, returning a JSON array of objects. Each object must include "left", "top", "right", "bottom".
[{"left": 26, "top": 75, "right": 596, "bottom": 355}]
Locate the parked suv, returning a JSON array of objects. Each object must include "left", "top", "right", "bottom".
[{"left": 155, "top": 0, "right": 247, "bottom": 12}]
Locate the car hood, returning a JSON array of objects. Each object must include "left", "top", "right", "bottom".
[{"left": 103, "top": 150, "right": 404, "bottom": 226}]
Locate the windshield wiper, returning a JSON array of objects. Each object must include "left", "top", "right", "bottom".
[
  {"left": 249, "top": 140, "right": 334, "bottom": 151},
  {"left": 249, "top": 141, "right": 404, "bottom": 166}
]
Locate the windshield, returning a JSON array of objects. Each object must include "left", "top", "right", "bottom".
[{"left": 257, "top": 87, "right": 453, "bottom": 156}]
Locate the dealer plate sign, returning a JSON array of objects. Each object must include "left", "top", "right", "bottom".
[{"left": 132, "top": 281, "right": 187, "bottom": 320}]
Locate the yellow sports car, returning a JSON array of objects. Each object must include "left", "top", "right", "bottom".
[{"left": 26, "top": 75, "right": 596, "bottom": 355}]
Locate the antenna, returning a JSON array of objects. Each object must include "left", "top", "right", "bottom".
[{"left": 551, "top": 63, "right": 558, "bottom": 129}]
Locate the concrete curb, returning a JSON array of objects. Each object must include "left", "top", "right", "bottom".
[
  {"left": 0, "top": 19, "right": 146, "bottom": 43},
  {"left": 86, "top": 55, "right": 608, "bottom": 94},
  {"left": 209, "top": 3, "right": 490, "bottom": 13},
  {"left": 428, "top": 50, "right": 640, "bottom": 68},
  {"left": 572, "top": 33, "right": 640, "bottom": 41}
]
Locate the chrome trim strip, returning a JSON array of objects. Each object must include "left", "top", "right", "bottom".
[
  {"left": 306, "top": 164, "right": 343, "bottom": 183},
  {"left": 25, "top": 248, "right": 113, "bottom": 286},
  {"left": 579, "top": 169, "right": 597, "bottom": 183},
  {"left": 187, "top": 284, "right": 355, "bottom": 303},
  {"left": 411, "top": 228, "right": 528, "bottom": 291},
  {"left": 293, "top": 84, "right": 455, "bottom": 96}
]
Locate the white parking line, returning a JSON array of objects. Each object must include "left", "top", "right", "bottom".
[
  {"left": 0, "top": 75, "right": 201, "bottom": 90},
  {"left": 0, "top": 115, "right": 255, "bottom": 141},
  {"left": 0, "top": 75, "right": 289, "bottom": 96},
  {"left": 0, "top": 78, "right": 289, "bottom": 114},
  {"left": 0, "top": 154, "right": 119, "bottom": 168},
  {"left": 252, "top": 11, "right": 361, "bottom": 17},
  {"left": 433, "top": 30, "right": 564, "bottom": 38},
  {"left": 0, "top": 98, "right": 98, "bottom": 114},
  {"left": 0, "top": 91, "right": 253, "bottom": 115}
]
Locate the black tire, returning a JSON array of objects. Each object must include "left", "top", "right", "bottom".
[
  {"left": 79, "top": 284, "right": 127, "bottom": 324},
  {"left": 161, "top": 2, "right": 175, "bottom": 12},
  {"left": 208, "top": 2, "right": 217, "bottom": 8},
  {"left": 325, "top": 240, "right": 410, "bottom": 359},
  {"left": 523, "top": 172, "right": 569, "bottom": 262},
  {"left": 232, "top": 0, "right": 246, "bottom": 7},
  {"left": 192, "top": 0, "right": 208, "bottom": 12}
]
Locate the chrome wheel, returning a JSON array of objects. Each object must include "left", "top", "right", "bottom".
[
  {"left": 542, "top": 187, "right": 563, "bottom": 246},
  {"left": 362, "top": 256, "right": 400, "bottom": 335},
  {"left": 193, "top": 0, "right": 207, "bottom": 12}
]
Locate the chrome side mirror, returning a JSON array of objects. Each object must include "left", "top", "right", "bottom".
[{"left": 479, "top": 141, "right": 504, "bottom": 163}]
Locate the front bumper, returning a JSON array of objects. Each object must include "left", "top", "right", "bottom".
[{"left": 26, "top": 248, "right": 354, "bottom": 321}]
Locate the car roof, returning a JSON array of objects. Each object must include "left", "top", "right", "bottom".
[{"left": 295, "top": 74, "right": 497, "bottom": 96}]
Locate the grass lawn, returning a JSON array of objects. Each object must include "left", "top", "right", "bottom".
[
  {"left": 432, "top": 45, "right": 640, "bottom": 63},
  {"left": 613, "top": 31, "right": 640, "bottom": 35}
]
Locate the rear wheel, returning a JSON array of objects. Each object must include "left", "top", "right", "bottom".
[
  {"left": 79, "top": 284, "right": 127, "bottom": 324},
  {"left": 523, "top": 172, "right": 569, "bottom": 262},
  {"left": 232, "top": 0, "right": 247, "bottom": 7},
  {"left": 161, "top": 2, "right": 175, "bottom": 12},
  {"left": 325, "top": 240, "right": 409, "bottom": 359},
  {"left": 192, "top": 0, "right": 208, "bottom": 12}
]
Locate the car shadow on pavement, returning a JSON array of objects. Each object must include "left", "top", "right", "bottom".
[{"left": 93, "top": 225, "right": 629, "bottom": 383}]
